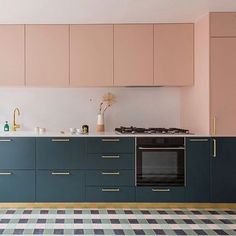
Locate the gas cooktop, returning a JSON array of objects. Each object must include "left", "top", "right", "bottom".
[{"left": 114, "top": 126, "right": 190, "bottom": 135}]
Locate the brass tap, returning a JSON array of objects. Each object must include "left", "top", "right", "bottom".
[{"left": 13, "top": 108, "right": 20, "bottom": 131}]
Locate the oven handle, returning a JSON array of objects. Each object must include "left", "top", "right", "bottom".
[{"left": 138, "top": 147, "right": 185, "bottom": 150}]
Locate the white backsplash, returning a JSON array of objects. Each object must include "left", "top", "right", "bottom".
[{"left": 0, "top": 87, "right": 180, "bottom": 132}]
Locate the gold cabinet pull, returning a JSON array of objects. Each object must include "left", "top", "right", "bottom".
[
  {"left": 0, "top": 172, "right": 12, "bottom": 175},
  {"left": 51, "top": 172, "right": 70, "bottom": 175},
  {"left": 102, "top": 188, "right": 120, "bottom": 192},
  {"left": 213, "top": 139, "right": 217, "bottom": 158},
  {"left": 101, "top": 172, "right": 120, "bottom": 175},
  {"left": 101, "top": 138, "right": 120, "bottom": 142},
  {"left": 189, "top": 139, "right": 209, "bottom": 142},
  {"left": 51, "top": 139, "right": 70, "bottom": 142},
  {"left": 0, "top": 139, "right": 12, "bottom": 142},
  {"left": 152, "top": 188, "right": 170, "bottom": 192},
  {"left": 102, "top": 155, "right": 120, "bottom": 159}
]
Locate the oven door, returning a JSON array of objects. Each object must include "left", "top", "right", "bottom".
[{"left": 136, "top": 147, "right": 185, "bottom": 186}]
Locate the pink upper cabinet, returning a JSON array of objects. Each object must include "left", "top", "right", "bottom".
[
  {"left": 210, "top": 38, "right": 236, "bottom": 135},
  {"left": 0, "top": 25, "right": 25, "bottom": 86},
  {"left": 210, "top": 12, "right": 236, "bottom": 37},
  {"left": 154, "top": 24, "right": 194, "bottom": 86},
  {"left": 114, "top": 24, "right": 153, "bottom": 86},
  {"left": 26, "top": 25, "right": 69, "bottom": 87},
  {"left": 70, "top": 25, "right": 113, "bottom": 87}
]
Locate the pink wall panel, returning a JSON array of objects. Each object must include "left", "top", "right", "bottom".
[
  {"left": 154, "top": 24, "right": 194, "bottom": 86},
  {"left": 210, "top": 12, "right": 236, "bottom": 37},
  {"left": 114, "top": 24, "right": 153, "bottom": 86},
  {"left": 0, "top": 25, "right": 25, "bottom": 86},
  {"left": 26, "top": 25, "right": 69, "bottom": 87},
  {"left": 181, "top": 15, "right": 210, "bottom": 134},
  {"left": 70, "top": 25, "right": 113, "bottom": 87}
]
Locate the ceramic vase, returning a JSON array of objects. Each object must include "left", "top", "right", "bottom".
[{"left": 96, "top": 113, "right": 105, "bottom": 132}]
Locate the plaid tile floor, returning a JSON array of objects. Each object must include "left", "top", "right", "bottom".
[{"left": 0, "top": 208, "right": 235, "bottom": 235}]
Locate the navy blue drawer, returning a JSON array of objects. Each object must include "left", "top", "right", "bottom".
[
  {"left": 87, "top": 137, "right": 134, "bottom": 153},
  {"left": 36, "top": 170, "right": 84, "bottom": 202},
  {"left": 0, "top": 138, "right": 35, "bottom": 169},
  {"left": 85, "top": 154, "right": 134, "bottom": 169},
  {"left": 0, "top": 170, "right": 35, "bottom": 202},
  {"left": 86, "top": 170, "right": 134, "bottom": 186},
  {"left": 136, "top": 187, "right": 185, "bottom": 202},
  {"left": 86, "top": 187, "right": 135, "bottom": 202},
  {"left": 36, "top": 138, "right": 85, "bottom": 169}
]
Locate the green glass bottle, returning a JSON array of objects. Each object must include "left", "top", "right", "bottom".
[{"left": 4, "top": 121, "right": 9, "bottom": 132}]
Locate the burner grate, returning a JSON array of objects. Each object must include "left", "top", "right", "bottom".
[{"left": 115, "top": 126, "right": 190, "bottom": 134}]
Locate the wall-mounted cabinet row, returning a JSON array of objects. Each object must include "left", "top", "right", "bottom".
[
  {"left": 0, "top": 24, "right": 193, "bottom": 87},
  {"left": 0, "top": 137, "right": 235, "bottom": 203}
]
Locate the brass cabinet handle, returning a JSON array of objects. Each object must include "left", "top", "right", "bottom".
[
  {"left": 102, "top": 155, "right": 120, "bottom": 159},
  {"left": 152, "top": 188, "right": 170, "bottom": 192},
  {"left": 189, "top": 139, "right": 209, "bottom": 142},
  {"left": 0, "top": 172, "right": 12, "bottom": 175},
  {"left": 101, "top": 172, "right": 120, "bottom": 175},
  {"left": 102, "top": 188, "right": 120, "bottom": 192},
  {"left": 213, "top": 138, "right": 217, "bottom": 158},
  {"left": 51, "top": 139, "right": 70, "bottom": 142},
  {"left": 139, "top": 147, "right": 185, "bottom": 150},
  {"left": 51, "top": 172, "right": 70, "bottom": 175},
  {"left": 101, "top": 138, "right": 120, "bottom": 142},
  {"left": 0, "top": 139, "right": 12, "bottom": 142}
]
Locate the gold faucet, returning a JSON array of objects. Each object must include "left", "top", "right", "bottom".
[{"left": 13, "top": 108, "right": 20, "bottom": 131}]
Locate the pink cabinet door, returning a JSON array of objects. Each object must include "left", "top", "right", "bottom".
[
  {"left": 210, "top": 38, "right": 236, "bottom": 135},
  {"left": 114, "top": 24, "right": 153, "bottom": 86},
  {"left": 70, "top": 25, "right": 113, "bottom": 87},
  {"left": 154, "top": 24, "right": 194, "bottom": 86},
  {"left": 210, "top": 12, "right": 236, "bottom": 37},
  {"left": 0, "top": 25, "right": 24, "bottom": 86},
  {"left": 26, "top": 25, "right": 69, "bottom": 87}
]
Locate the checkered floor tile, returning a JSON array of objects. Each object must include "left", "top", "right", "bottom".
[{"left": 0, "top": 208, "right": 235, "bottom": 235}]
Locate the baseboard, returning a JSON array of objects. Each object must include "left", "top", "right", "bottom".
[{"left": 0, "top": 202, "right": 235, "bottom": 208}]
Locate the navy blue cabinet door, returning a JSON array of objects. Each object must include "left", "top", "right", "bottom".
[
  {"left": 36, "top": 138, "right": 85, "bottom": 169},
  {"left": 0, "top": 138, "right": 35, "bottom": 169},
  {"left": 186, "top": 138, "right": 210, "bottom": 202},
  {"left": 36, "top": 170, "right": 85, "bottom": 202},
  {"left": 86, "top": 138, "right": 135, "bottom": 154},
  {"left": 211, "top": 138, "right": 236, "bottom": 203},
  {"left": 0, "top": 170, "right": 35, "bottom": 202}
]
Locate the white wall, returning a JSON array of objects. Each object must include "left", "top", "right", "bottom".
[
  {"left": 0, "top": 87, "right": 180, "bottom": 132},
  {"left": 1, "top": 0, "right": 236, "bottom": 24}
]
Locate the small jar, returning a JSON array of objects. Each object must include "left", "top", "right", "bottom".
[{"left": 82, "top": 125, "right": 89, "bottom": 134}]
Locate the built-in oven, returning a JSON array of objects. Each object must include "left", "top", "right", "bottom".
[{"left": 136, "top": 137, "right": 185, "bottom": 187}]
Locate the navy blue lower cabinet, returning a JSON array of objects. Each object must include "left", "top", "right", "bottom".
[
  {"left": 86, "top": 138, "right": 135, "bottom": 154},
  {"left": 0, "top": 170, "right": 35, "bottom": 202},
  {"left": 85, "top": 170, "right": 134, "bottom": 186},
  {"left": 185, "top": 138, "right": 210, "bottom": 202},
  {"left": 211, "top": 138, "right": 236, "bottom": 203},
  {"left": 136, "top": 187, "right": 185, "bottom": 202},
  {"left": 85, "top": 154, "right": 134, "bottom": 170},
  {"left": 0, "top": 138, "right": 35, "bottom": 169},
  {"left": 86, "top": 187, "right": 135, "bottom": 202},
  {"left": 36, "top": 170, "right": 84, "bottom": 202},
  {"left": 36, "top": 138, "right": 85, "bottom": 169}
]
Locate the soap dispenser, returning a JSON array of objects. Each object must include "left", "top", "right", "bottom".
[{"left": 4, "top": 121, "right": 9, "bottom": 132}]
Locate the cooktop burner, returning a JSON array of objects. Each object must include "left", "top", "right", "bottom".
[{"left": 114, "top": 126, "right": 190, "bottom": 135}]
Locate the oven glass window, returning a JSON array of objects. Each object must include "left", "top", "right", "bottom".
[{"left": 137, "top": 150, "right": 184, "bottom": 186}]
